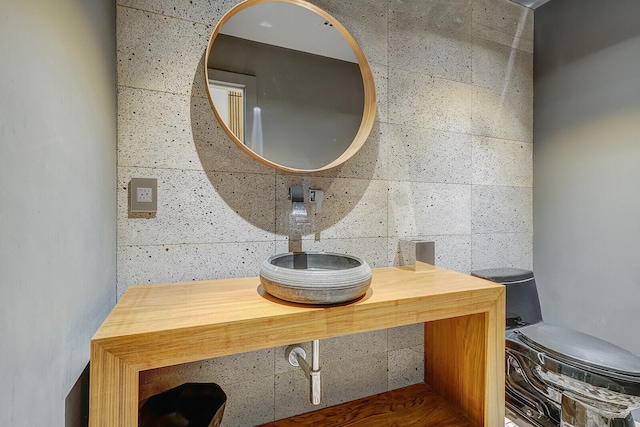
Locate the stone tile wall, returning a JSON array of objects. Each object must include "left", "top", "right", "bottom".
[{"left": 117, "top": 0, "right": 533, "bottom": 424}]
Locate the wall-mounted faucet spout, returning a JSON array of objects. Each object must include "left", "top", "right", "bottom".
[
  {"left": 286, "top": 341, "right": 321, "bottom": 405},
  {"left": 289, "top": 185, "right": 309, "bottom": 225}
]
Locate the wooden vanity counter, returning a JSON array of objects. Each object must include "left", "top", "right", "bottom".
[{"left": 89, "top": 266, "right": 505, "bottom": 427}]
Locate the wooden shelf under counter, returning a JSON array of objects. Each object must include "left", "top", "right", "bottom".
[
  {"left": 89, "top": 266, "right": 505, "bottom": 427},
  {"left": 258, "top": 383, "right": 477, "bottom": 427}
]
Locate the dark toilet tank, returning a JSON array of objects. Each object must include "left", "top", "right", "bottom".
[{"left": 471, "top": 268, "right": 543, "bottom": 328}]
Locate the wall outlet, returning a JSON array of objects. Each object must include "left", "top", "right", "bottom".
[
  {"left": 136, "top": 187, "right": 153, "bottom": 203},
  {"left": 130, "top": 178, "right": 157, "bottom": 213}
]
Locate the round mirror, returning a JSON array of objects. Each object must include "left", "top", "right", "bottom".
[{"left": 204, "top": 0, "right": 376, "bottom": 173}]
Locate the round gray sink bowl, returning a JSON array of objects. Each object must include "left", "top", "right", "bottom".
[{"left": 259, "top": 252, "right": 372, "bottom": 305}]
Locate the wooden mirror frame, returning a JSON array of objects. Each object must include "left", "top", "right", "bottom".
[{"left": 204, "top": 0, "right": 377, "bottom": 173}]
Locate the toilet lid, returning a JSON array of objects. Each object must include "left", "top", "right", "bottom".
[
  {"left": 516, "top": 323, "right": 640, "bottom": 377},
  {"left": 471, "top": 268, "right": 533, "bottom": 284}
]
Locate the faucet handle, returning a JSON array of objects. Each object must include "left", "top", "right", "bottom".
[{"left": 309, "top": 189, "right": 324, "bottom": 213}]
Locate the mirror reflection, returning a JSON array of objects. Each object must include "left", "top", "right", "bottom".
[{"left": 205, "top": 0, "right": 376, "bottom": 172}]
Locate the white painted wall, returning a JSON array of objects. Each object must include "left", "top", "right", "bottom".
[
  {"left": 534, "top": 0, "right": 640, "bottom": 354},
  {"left": 0, "top": 1, "right": 116, "bottom": 425}
]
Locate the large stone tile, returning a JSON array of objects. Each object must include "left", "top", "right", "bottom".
[
  {"left": 139, "top": 348, "right": 274, "bottom": 400},
  {"left": 389, "top": 7, "right": 472, "bottom": 83},
  {"left": 275, "top": 176, "right": 387, "bottom": 240},
  {"left": 388, "top": 323, "right": 424, "bottom": 351},
  {"left": 388, "top": 182, "right": 472, "bottom": 237},
  {"left": 274, "top": 330, "right": 387, "bottom": 384},
  {"left": 116, "top": 241, "right": 274, "bottom": 298},
  {"left": 472, "top": 37, "right": 533, "bottom": 98},
  {"left": 274, "top": 369, "right": 326, "bottom": 420},
  {"left": 117, "top": 87, "right": 273, "bottom": 174},
  {"left": 117, "top": 167, "right": 276, "bottom": 246},
  {"left": 321, "top": 330, "right": 388, "bottom": 363},
  {"left": 371, "top": 62, "right": 388, "bottom": 124},
  {"left": 275, "top": 330, "right": 387, "bottom": 419},
  {"left": 389, "top": 68, "right": 475, "bottom": 134},
  {"left": 273, "top": 347, "right": 387, "bottom": 419},
  {"left": 139, "top": 349, "right": 276, "bottom": 426},
  {"left": 118, "top": 87, "right": 194, "bottom": 169},
  {"left": 472, "top": 0, "right": 534, "bottom": 53},
  {"left": 274, "top": 237, "right": 389, "bottom": 269},
  {"left": 388, "top": 346, "right": 424, "bottom": 391},
  {"left": 315, "top": 120, "right": 388, "bottom": 181},
  {"left": 117, "top": 6, "right": 210, "bottom": 97},
  {"left": 191, "top": 99, "right": 277, "bottom": 174},
  {"left": 472, "top": 185, "right": 532, "bottom": 234},
  {"left": 472, "top": 85, "right": 533, "bottom": 143},
  {"left": 388, "top": 124, "right": 472, "bottom": 184},
  {"left": 390, "top": 0, "right": 472, "bottom": 32},
  {"left": 319, "top": 350, "right": 387, "bottom": 407},
  {"left": 472, "top": 136, "right": 532, "bottom": 187},
  {"left": 274, "top": 343, "right": 310, "bottom": 376},
  {"left": 118, "top": 0, "right": 237, "bottom": 26},
  {"left": 388, "top": 234, "right": 472, "bottom": 273},
  {"left": 222, "top": 375, "right": 276, "bottom": 427},
  {"left": 471, "top": 232, "right": 533, "bottom": 271},
  {"left": 309, "top": 0, "right": 388, "bottom": 67}
]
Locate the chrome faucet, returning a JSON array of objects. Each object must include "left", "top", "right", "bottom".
[{"left": 289, "top": 185, "right": 309, "bottom": 225}]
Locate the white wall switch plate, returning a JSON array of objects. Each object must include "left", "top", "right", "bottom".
[{"left": 130, "top": 178, "right": 157, "bottom": 213}]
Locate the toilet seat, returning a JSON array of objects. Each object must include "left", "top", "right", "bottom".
[{"left": 515, "top": 323, "right": 640, "bottom": 379}]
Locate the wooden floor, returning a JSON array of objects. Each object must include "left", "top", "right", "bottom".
[{"left": 257, "top": 383, "right": 478, "bottom": 427}]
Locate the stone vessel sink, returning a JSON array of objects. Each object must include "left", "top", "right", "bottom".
[{"left": 259, "top": 252, "right": 372, "bottom": 305}]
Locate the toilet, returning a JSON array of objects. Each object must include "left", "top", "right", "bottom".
[{"left": 471, "top": 268, "right": 640, "bottom": 427}]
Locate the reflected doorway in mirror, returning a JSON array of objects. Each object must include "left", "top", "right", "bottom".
[{"left": 208, "top": 69, "right": 257, "bottom": 147}]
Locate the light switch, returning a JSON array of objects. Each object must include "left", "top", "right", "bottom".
[{"left": 130, "top": 178, "right": 157, "bottom": 213}]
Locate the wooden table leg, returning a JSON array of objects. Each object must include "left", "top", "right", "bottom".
[
  {"left": 424, "top": 302, "right": 505, "bottom": 426},
  {"left": 89, "top": 342, "right": 139, "bottom": 427}
]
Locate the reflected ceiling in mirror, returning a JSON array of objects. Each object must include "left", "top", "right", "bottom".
[{"left": 204, "top": 0, "right": 376, "bottom": 173}]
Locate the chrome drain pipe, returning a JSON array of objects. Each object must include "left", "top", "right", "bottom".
[{"left": 286, "top": 340, "right": 321, "bottom": 405}]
